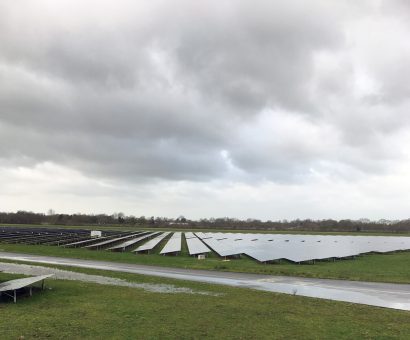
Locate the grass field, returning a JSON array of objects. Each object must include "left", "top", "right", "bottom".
[
  {"left": 1, "top": 242, "right": 410, "bottom": 284},
  {"left": 1, "top": 266, "right": 409, "bottom": 339}
]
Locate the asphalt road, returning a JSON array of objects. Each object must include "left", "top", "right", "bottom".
[{"left": 1, "top": 251, "right": 409, "bottom": 311}]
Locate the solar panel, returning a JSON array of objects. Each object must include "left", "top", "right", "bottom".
[
  {"left": 84, "top": 232, "right": 142, "bottom": 250},
  {"left": 184, "top": 232, "right": 196, "bottom": 239},
  {"left": 186, "top": 236, "right": 211, "bottom": 255},
  {"left": 198, "top": 237, "right": 242, "bottom": 257},
  {"left": 0, "top": 274, "right": 54, "bottom": 303},
  {"left": 0, "top": 274, "right": 54, "bottom": 292},
  {"left": 133, "top": 232, "right": 171, "bottom": 252},
  {"left": 64, "top": 235, "right": 114, "bottom": 248},
  {"left": 107, "top": 232, "right": 159, "bottom": 251},
  {"left": 160, "top": 232, "right": 182, "bottom": 254}
]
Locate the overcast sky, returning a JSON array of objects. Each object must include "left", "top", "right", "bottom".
[{"left": 1, "top": 0, "right": 410, "bottom": 220}]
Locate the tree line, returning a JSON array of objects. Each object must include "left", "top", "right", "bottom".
[{"left": 1, "top": 210, "right": 410, "bottom": 233}]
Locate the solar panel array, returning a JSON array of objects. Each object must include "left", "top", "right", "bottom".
[
  {"left": 0, "top": 227, "right": 116, "bottom": 246},
  {"left": 195, "top": 232, "right": 410, "bottom": 262},
  {"left": 1, "top": 226, "right": 409, "bottom": 264}
]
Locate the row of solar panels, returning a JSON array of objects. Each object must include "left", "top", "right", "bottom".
[
  {"left": 1, "top": 227, "right": 409, "bottom": 263},
  {"left": 0, "top": 227, "right": 102, "bottom": 246},
  {"left": 195, "top": 232, "right": 410, "bottom": 262},
  {"left": 67, "top": 231, "right": 212, "bottom": 256},
  {"left": 0, "top": 228, "right": 211, "bottom": 256}
]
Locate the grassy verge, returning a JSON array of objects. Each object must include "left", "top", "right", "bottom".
[
  {"left": 1, "top": 242, "right": 409, "bottom": 284},
  {"left": 0, "top": 266, "right": 409, "bottom": 339}
]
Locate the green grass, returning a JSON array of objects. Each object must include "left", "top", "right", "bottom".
[
  {"left": 0, "top": 266, "right": 409, "bottom": 339},
  {"left": 1, "top": 242, "right": 410, "bottom": 284}
]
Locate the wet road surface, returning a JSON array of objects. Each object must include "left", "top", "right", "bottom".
[{"left": 0, "top": 252, "right": 409, "bottom": 311}]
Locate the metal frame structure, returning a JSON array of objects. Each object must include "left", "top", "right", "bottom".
[{"left": 0, "top": 274, "right": 54, "bottom": 303}]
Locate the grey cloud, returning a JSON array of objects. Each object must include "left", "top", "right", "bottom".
[
  {"left": 165, "top": 1, "right": 345, "bottom": 113},
  {"left": 0, "top": 1, "right": 345, "bottom": 111},
  {"left": 0, "top": 0, "right": 409, "bottom": 186}
]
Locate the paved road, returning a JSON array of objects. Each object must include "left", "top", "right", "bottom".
[{"left": 1, "top": 252, "right": 409, "bottom": 311}]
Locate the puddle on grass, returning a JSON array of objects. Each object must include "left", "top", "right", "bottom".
[{"left": 0, "top": 262, "right": 221, "bottom": 296}]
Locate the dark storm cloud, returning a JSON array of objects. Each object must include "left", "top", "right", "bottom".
[{"left": 0, "top": 0, "right": 409, "bottom": 184}]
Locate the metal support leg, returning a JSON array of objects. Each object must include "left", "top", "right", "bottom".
[{"left": 14, "top": 290, "right": 16, "bottom": 303}]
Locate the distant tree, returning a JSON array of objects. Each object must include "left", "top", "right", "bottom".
[
  {"left": 137, "top": 216, "right": 147, "bottom": 225},
  {"left": 177, "top": 215, "right": 187, "bottom": 223},
  {"left": 117, "top": 212, "right": 125, "bottom": 224}
]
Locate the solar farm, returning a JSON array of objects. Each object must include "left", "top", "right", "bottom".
[
  {"left": 1, "top": 226, "right": 410, "bottom": 339},
  {"left": 1, "top": 226, "right": 409, "bottom": 264}
]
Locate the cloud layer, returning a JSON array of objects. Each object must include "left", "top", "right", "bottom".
[{"left": 1, "top": 0, "right": 410, "bottom": 219}]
